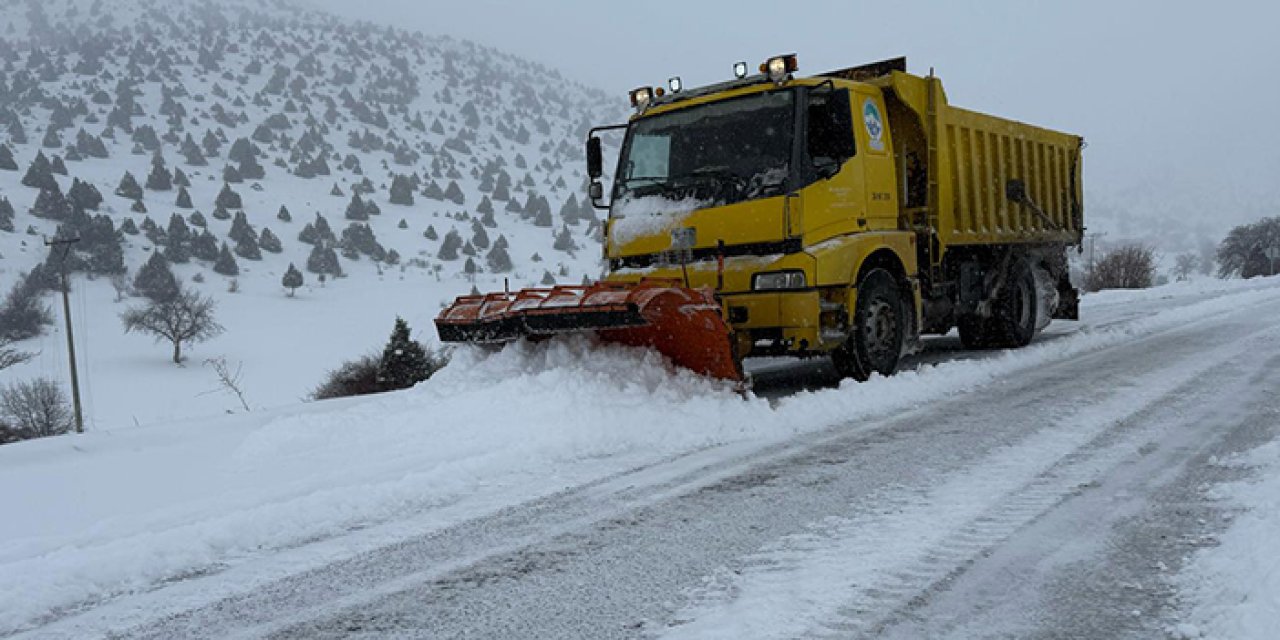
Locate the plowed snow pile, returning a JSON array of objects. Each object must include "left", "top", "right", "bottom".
[{"left": 3, "top": 278, "right": 1280, "bottom": 634}]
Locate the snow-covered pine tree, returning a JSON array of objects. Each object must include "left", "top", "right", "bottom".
[
  {"left": 115, "top": 171, "right": 143, "bottom": 199},
  {"left": 376, "top": 317, "right": 432, "bottom": 390},
  {"left": 146, "top": 152, "right": 172, "bottom": 191},
  {"left": 215, "top": 183, "right": 242, "bottom": 209},
  {"left": 282, "top": 263, "right": 303, "bottom": 296},
  {"left": 213, "top": 243, "right": 240, "bottom": 275},
  {"left": 133, "top": 251, "right": 180, "bottom": 301},
  {"left": 258, "top": 227, "right": 282, "bottom": 253},
  {"left": 306, "top": 242, "right": 342, "bottom": 276}
]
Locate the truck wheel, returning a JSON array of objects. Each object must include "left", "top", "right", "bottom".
[
  {"left": 833, "top": 268, "right": 904, "bottom": 381},
  {"left": 959, "top": 259, "right": 1037, "bottom": 349}
]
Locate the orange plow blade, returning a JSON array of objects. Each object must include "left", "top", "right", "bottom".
[{"left": 435, "top": 280, "right": 742, "bottom": 381}]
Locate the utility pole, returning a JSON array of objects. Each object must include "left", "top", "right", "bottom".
[
  {"left": 44, "top": 237, "right": 84, "bottom": 434},
  {"left": 1084, "top": 231, "right": 1107, "bottom": 272}
]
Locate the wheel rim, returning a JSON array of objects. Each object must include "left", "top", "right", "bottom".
[{"left": 862, "top": 297, "right": 899, "bottom": 367}]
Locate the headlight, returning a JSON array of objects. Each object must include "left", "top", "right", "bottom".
[
  {"left": 760, "top": 54, "right": 798, "bottom": 85},
  {"left": 733, "top": 61, "right": 748, "bottom": 79},
  {"left": 668, "top": 76, "right": 682, "bottom": 93},
  {"left": 629, "top": 87, "right": 654, "bottom": 110},
  {"left": 752, "top": 270, "right": 807, "bottom": 291}
]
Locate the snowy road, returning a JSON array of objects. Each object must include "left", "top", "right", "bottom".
[{"left": 10, "top": 279, "right": 1280, "bottom": 639}]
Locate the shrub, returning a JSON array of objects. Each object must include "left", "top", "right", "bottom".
[
  {"left": 0, "top": 378, "right": 74, "bottom": 441},
  {"left": 311, "top": 352, "right": 382, "bottom": 400},
  {"left": 1085, "top": 244, "right": 1156, "bottom": 291}
]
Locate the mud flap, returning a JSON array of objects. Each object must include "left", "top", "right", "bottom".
[{"left": 1053, "top": 284, "right": 1080, "bottom": 320}]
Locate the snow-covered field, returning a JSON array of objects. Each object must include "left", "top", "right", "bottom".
[{"left": 3, "top": 275, "right": 1280, "bottom": 637}]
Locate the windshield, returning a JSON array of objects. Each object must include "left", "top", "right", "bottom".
[{"left": 613, "top": 90, "right": 795, "bottom": 210}]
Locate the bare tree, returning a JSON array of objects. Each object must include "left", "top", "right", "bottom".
[
  {"left": 204, "top": 356, "right": 250, "bottom": 412},
  {"left": 1, "top": 378, "right": 74, "bottom": 440},
  {"left": 1173, "top": 252, "right": 1198, "bottom": 282},
  {"left": 121, "top": 288, "right": 224, "bottom": 363},
  {"left": 110, "top": 273, "right": 131, "bottom": 302},
  {"left": 0, "top": 336, "right": 33, "bottom": 371},
  {"left": 1085, "top": 244, "right": 1156, "bottom": 291}
]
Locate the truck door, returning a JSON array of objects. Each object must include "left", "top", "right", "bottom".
[{"left": 854, "top": 90, "right": 899, "bottom": 229}]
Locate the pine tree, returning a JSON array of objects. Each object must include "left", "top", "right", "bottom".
[
  {"left": 0, "top": 197, "right": 15, "bottom": 232},
  {"left": 192, "top": 229, "right": 220, "bottom": 261},
  {"left": 485, "top": 244, "right": 512, "bottom": 273},
  {"left": 175, "top": 185, "right": 192, "bottom": 208},
  {"left": 213, "top": 242, "right": 239, "bottom": 275},
  {"left": 470, "top": 219, "right": 490, "bottom": 249},
  {"left": 258, "top": 227, "right": 282, "bottom": 253},
  {"left": 115, "top": 171, "right": 143, "bottom": 199},
  {"left": 306, "top": 242, "right": 342, "bottom": 276},
  {"left": 146, "top": 153, "right": 172, "bottom": 191},
  {"left": 389, "top": 174, "right": 414, "bottom": 205},
  {"left": 298, "top": 222, "right": 318, "bottom": 245},
  {"left": 30, "top": 186, "right": 72, "bottom": 220},
  {"left": 277, "top": 205, "right": 292, "bottom": 222},
  {"left": 345, "top": 193, "right": 368, "bottom": 220},
  {"left": 173, "top": 167, "right": 190, "bottom": 187},
  {"left": 376, "top": 317, "right": 432, "bottom": 390},
  {"left": 215, "top": 183, "right": 242, "bottom": 209},
  {"left": 553, "top": 224, "right": 577, "bottom": 252},
  {"left": 437, "top": 230, "right": 461, "bottom": 260},
  {"left": 313, "top": 214, "right": 335, "bottom": 244},
  {"left": 560, "top": 194, "right": 580, "bottom": 226},
  {"left": 0, "top": 144, "right": 16, "bottom": 171},
  {"left": 229, "top": 210, "right": 256, "bottom": 245},
  {"left": 67, "top": 178, "right": 103, "bottom": 211},
  {"left": 165, "top": 214, "right": 192, "bottom": 263},
  {"left": 281, "top": 263, "right": 303, "bottom": 296},
  {"left": 444, "top": 180, "right": 465, "bottom": 205},
  {"left": 21, "top": 152, "right": 58, "bottom": 191},
  {"left": 234, "top": 234, "right": 261, "bottom": 260},
  {"left": 133, "top": 251, "right": 180, "bottom": 301}
]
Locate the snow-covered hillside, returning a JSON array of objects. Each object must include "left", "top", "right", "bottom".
[{"left": 0, "top": 0, "right": 623, "bottom": 427}]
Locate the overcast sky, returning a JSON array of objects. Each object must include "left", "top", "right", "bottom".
[{"left": 308, "top": 0, "right": 1279, "bottom": 209}]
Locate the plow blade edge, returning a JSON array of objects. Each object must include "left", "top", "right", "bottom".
[{"left": 435, "top": 280, "right": 742, "bottom": 381}]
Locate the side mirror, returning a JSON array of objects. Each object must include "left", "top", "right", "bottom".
[
  {"left": 588, "top": 181, "right": 603, "bottom": 201},
  {"left": 586, "top": 136, "right": 603, "bottom": 179}
]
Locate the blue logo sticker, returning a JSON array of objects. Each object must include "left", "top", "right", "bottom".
[{"left": 863, "top": 99, "right": 884, "bottom": 151}]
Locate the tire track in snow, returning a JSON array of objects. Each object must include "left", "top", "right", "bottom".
[{"left": 661, "top": 320, "right": 1280, "bottom": 639}]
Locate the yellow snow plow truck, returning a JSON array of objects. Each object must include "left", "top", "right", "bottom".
[{"left": 437, "top": 55, "right": 1083, "bottom": 382}]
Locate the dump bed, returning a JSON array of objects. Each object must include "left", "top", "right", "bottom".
[{"left": 874, "top": 71, "right": 1083, "bottom": 249}]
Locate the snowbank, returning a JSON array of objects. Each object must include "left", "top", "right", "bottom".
[{"left": 1172, "top": 440, "right": 1280, "bottom": 640}]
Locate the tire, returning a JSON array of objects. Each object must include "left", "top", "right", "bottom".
[
  {"left": 832, "top": 268, "right": 905, "bottom": 382},
  {"left": 958, "top": 258, "right": 1037, "bottom": 349}
]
